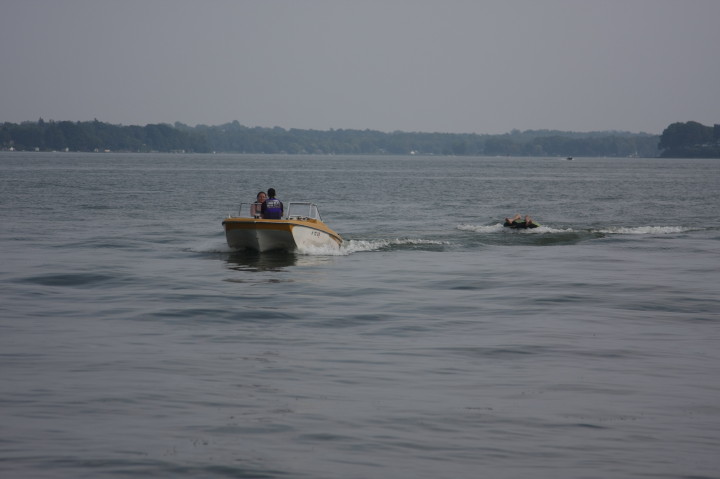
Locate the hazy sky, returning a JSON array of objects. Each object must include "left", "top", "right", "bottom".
[{"left": 2, "top": 0, "right": 718, "bottom": 134}]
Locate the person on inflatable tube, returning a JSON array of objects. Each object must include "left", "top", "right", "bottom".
[{"left": 503, "top": 214, "right": 539, "bottom": 229}]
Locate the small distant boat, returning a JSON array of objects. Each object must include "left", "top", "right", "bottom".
[
  {"left": 222, "top": 202, "right": 343, "bottom": 252},
  {"left": 566, "top": 157, "right": 573, "bottom": 160}
]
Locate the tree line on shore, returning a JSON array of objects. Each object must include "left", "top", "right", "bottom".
[
  {"left": 1, "top": 118, "right": 717, "bottom": 158},
  {"left": 657, "top": 121, "right": 720, "bottom": 158}
]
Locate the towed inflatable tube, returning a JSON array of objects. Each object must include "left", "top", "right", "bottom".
[{"left": 503, "top": 220, "right": 539, "bottom": 229}]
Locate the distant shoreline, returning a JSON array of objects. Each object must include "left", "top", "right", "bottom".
[
  {"left": 2, "top": 119, "right": 718, "bottom": 158},
  {"left": 1, "top": 119, "right": 664, "bottom": 158}
]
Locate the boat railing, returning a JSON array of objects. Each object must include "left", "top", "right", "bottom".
[{"left": 235, "top": 201, "right": 323, "bottom": 221}]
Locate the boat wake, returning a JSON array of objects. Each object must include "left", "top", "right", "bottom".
[
  {"left": 458, "top": 223, "right": 572, "bottom": 234},
  {"left": 189, "top": 237, "right": 447, "bottom": 257},
  {"left": 186, "top": 238, "right": 234, "bottom": 254},
  {"left": 592, "top": 226, "right": 691, "bottom": 235},
  {"left": 193, "top": 225, "right": 696, "bottom": 260},
  {"left": 458, "top": 223, "right": 693, "bottom": 235},
  {"left": 300, "top": 238, "right": 449, "bottom": 256}
]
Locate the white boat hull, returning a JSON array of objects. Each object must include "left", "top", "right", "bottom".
[{"left": 222, "top": 218, "right": 343, "bottom": 253}]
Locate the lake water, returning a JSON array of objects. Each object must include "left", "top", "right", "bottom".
[{"left": 1, "top": 152, "right": 719, "bottom": 478}]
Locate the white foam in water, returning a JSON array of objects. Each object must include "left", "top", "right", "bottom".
[
  {"left": 184, "top": 237, "right": 446, "bottom": 257},
  {"left": 298, "top": 238, "right": 448, "bottom": 256},
  {"left": 458, "top": 223, "right": 690, "bottom": 236},
  {"left": 594, "top": 226, "right": 690, "bottom": 235},
  {"left": 197, "top": 225, "right": 689, "bottom": 257},
  {"left": 186, "top": 238, "right": 234, "bottom": 254},
  {"left": 457, "top": 223, "right": 572, "bottom": 234},
  {"left": 296, "top": 243, "right": 348, "bottom": 256},
  {"left": 457, "top": 223, "right": 504, "bottom": 233}
]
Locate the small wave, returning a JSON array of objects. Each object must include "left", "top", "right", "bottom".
[
  {"left": 458, "top": 223, "right": 572, "bottom": 234},
  {"left": 191, "top": 237, "right": 446, "bottom": 257},
  {"left": 459, "top": 223, "right": 691, "bottom": 236},
  {"left": 297, "top": 243, "right": 347, "bottom": 256},
  {"left": 186, "top": 238, "right": 233, "bottom": 254},
  {"left": 593, "top": 226, "right": 691, "bottom": 235},
  {"left": 21, "top": 272, "right": 117, "bottom": 287},
  {"left": 457, "top": 223, "right": 504, "bottom": 233},
  {"left": 323, "top": 238, "right": 449, "bottom": 255}
]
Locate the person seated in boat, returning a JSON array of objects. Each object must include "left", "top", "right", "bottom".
[
  {"left": 261, "top": 188, "right": 284, "bottom": 219},
  {"left": 503, "top": 214, "right": 539, "bottom": 229},
  {"left": 250, "top": 191, "right": 267, "bottom": 218}
]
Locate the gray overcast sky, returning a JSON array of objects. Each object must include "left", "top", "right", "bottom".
[{"left": 1, "top": 0, "right": 718, "bottom": 134}]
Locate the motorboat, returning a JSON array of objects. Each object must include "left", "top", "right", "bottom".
[{"left": 222, "top": 201, "right": 343, "bottom": 252}]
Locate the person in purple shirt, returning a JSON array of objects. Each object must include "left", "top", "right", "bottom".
[{"left": 261, "top": 188, "right": 284, "bottom": 219}]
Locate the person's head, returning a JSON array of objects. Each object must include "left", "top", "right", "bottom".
[
  {"left": 256, "top": 191, "right": 267, "bottom": 202},
  {"left": 267, "top": 188, "right": 276, "bottom": 198}
]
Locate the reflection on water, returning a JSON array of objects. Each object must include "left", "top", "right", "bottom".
[
  {"left": 225, "top": 250, "right": 298, "bottom": 271},
  {"left": 224, "top": 249, "right": 338, "bottom": 272}
]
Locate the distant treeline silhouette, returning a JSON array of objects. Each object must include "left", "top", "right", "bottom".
[
  {"left": 180, "top": 121, "right": 659, "bottom": 157},
  {"left": 0, "top": 119, "right": 207, "bottom": 154},
  {"left": 658, "top": 121, "right": 720, "bottom": 158},
  {"left": 1, "top": 118, "right": 717, "bottom": 157}
]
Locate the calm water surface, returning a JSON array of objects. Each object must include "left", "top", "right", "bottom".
[{"left": 1, "top": 152, "right": 719, "bottom": 478}]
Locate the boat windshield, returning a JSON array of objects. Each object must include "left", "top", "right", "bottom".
[
  {"left": 286, "top": 202, "right": 322, "bottom": 221},
  {"left": 236, "top": 202, "right": 322, "bottom": 221}
]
